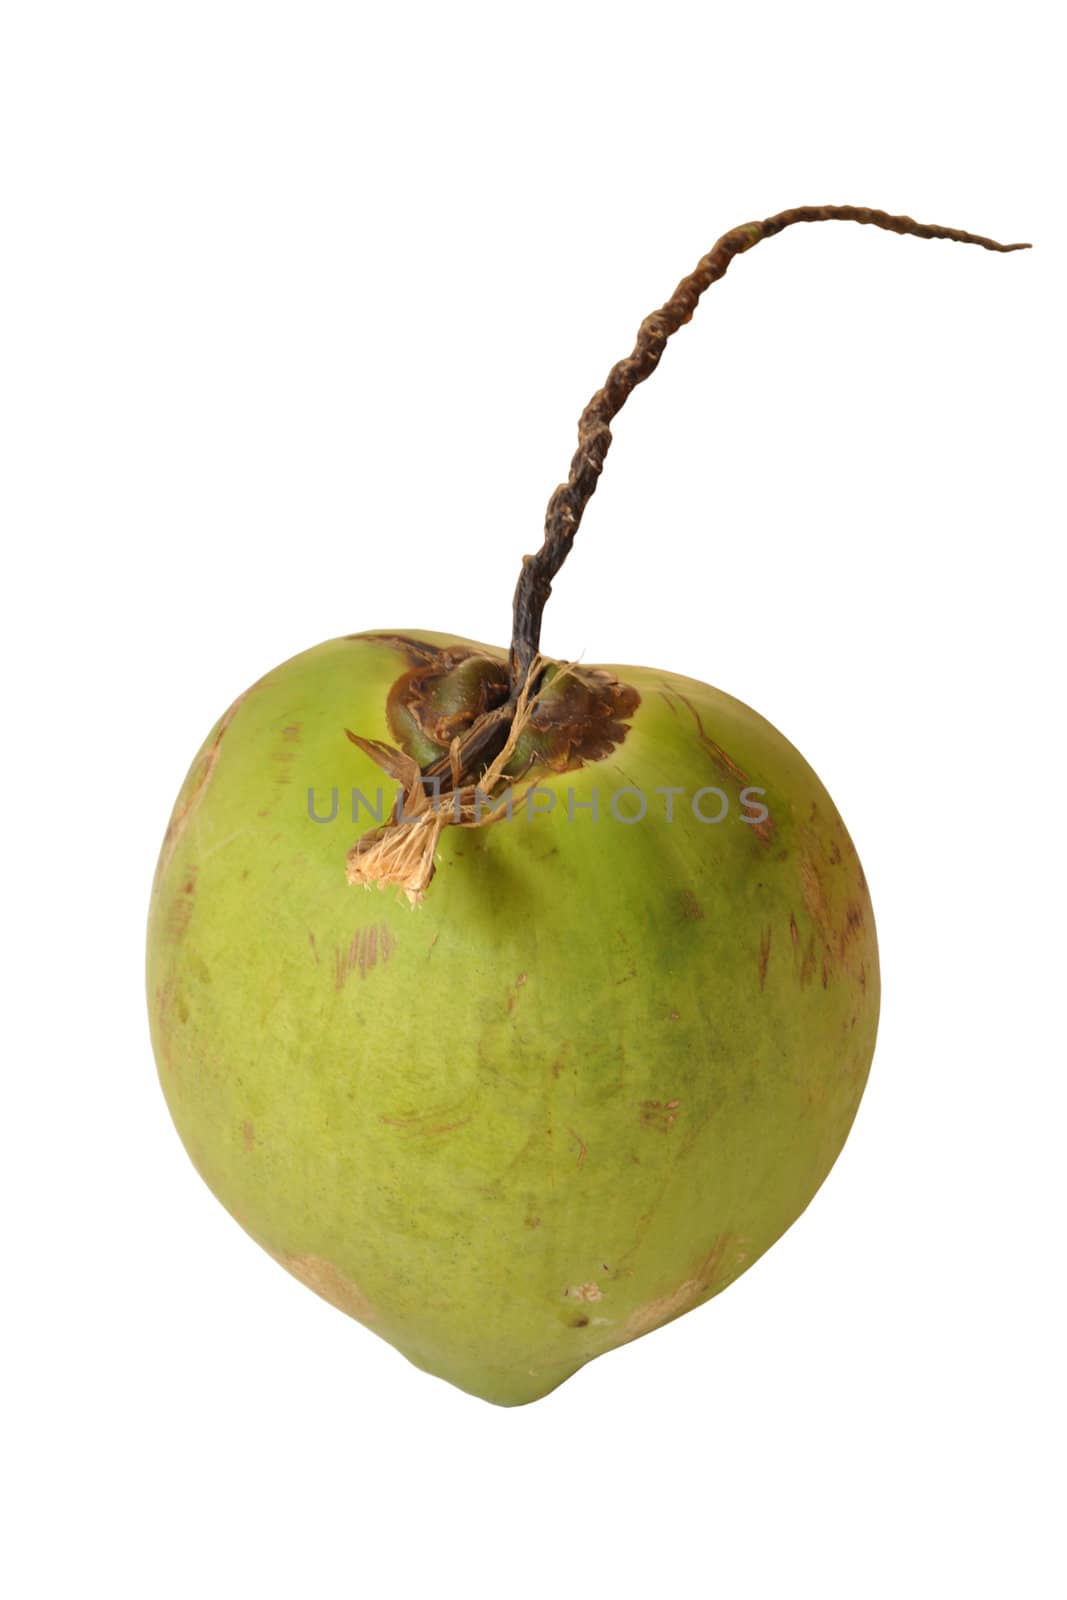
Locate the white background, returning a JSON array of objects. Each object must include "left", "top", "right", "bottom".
[{"left": 3, "top": 4, "right": 1063, "bottom": 1596}]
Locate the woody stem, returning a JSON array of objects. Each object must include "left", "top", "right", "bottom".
[{"left": 507, "top": 203, "right": 1030, "bottom": 699}]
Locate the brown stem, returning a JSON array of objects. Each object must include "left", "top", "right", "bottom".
[{"left": 508, "top": 203, "right": 1030, "bottom": 697}]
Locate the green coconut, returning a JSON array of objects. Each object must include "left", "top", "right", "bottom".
[{"left": 146, "top": 205, "right": 1027, "bottom": 1405}]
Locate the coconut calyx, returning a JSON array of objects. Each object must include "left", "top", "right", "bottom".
[{"left": 345, "top": 652, "right": 639, "bottom": 905}]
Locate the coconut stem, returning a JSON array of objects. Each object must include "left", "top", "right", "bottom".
[{"left": 508, "top": 203, "right": 1030, "bottom": 698}]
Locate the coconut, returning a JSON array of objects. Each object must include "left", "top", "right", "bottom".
[{"left": 146, "top": 204, "right": 1027, "bottom": 1404}]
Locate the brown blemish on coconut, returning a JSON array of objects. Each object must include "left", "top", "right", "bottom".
[
  {"left": 506, "top": 973, "right": 529, "bottom": 1014},
  {"left": 334, "top": 923, "right": 397, "bottom": 989},
  {"left": 837, "top": 899, "right": 865, "bottom": 960},
  {"left": 625, "top": 1234, "right": 733, "bottom": 1339},
  {"left": 638, "top": 1100, "right": 679, "bottom": 1133},
  {"left": 367, "top": 633, "right": 452, "bottom": 662},
  {"left": 524, "top": 1215, "right": 542, "bottom": 1229},
  {"left": 155, "top": 691, "right": 248, "bottom": 879},
  {"left": 379, "top": 1103, "right": 471, "bottom": 1138},
  {"left": 273, "top": 1251, "right": 375, "bottom": 1324},
  {"left": 673, "top": 692, "right": 748, "bottom": 784},
  {"left": 666, "top": 690, "right": 775, "bottom": 845},
  {"left": 758, "top": 925, "right": 772, "bottom": 990},
  {"left": 487, "top": 1127, "right": 544, "bottom": 1183},
  {"left": 256, "top": 733, "right": 301, "bottom": 819},
  {"left": 241, "top": 1119, "right": 255, "bottom": 1152},
  {"left": 679, "top": 889, "right": 705, "bottom": 922},
  {"left": 799, "top": 851, "right": 832, "bottom": 937},
  {"left": 746, "top": 811, "right": 775, "bottom": 848},
  {"left": 308, "top": 930, "right": 320, "bottom": 966},
  {"left": 566, "top": 1283, "right": 603, "bottom": 1303},
  {"left": 154, "top": 981, "right": 178, "bottom": 1076},
  {"left": 567, "top": 1127, "right": 588, "bottom": 1168},
  {"left": 165, "top": 869, "right": 198, "bottom": 944},
  {"left": 799, "top": 934, "right": 817, "bottom": 989}
]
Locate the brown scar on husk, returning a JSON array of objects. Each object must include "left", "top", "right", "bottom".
[
  {"left": 838, "top": 900, "right": 866, "bottom": 960},
  {"left": 792, "top": 837, "right": 874, "bottom": 988},
  {"left": 799, "top": 849, "right": 833, "bottom": 936},
  {"left": 673, "top": 691, "right": 748, "bottom": 783},
  {"left": 624, "top": 1234, "right": 736, "bottom": 1339},
  {"left": 638, "top": 1100, "right": 680, "bottom": 1133},
  {"left": 334, "top": 923, "right": 397, "bottom": 989},
  {"left": 567, "top": 1127, "right": 588, "bottom": 1168},
  {"left": 155, "top": 690, "right": 249, "bottom": 879},
  {"left": 378, "top": 1102, "right": 472, "bottom": 1137},
  {"left": 241, "top": 1119, "right": 255, "bottom": 1151},
  {"left": 665, "top": 689, "right": 775, "bottom": 845},
  {"left": 799, "top": 934, "right": 817, "bottom": 989},
  {"left": 154, "top": 981, "right": 178, "bottom": 1075},
  {"left": 164, "top": 869, "right": 198, "bottom": 944},
  {"left": 255, "top": 737, "right": 300, "bottom": 819},
  {"left": 679, "top": 888, "right": 705, "bottom": 921},
  {"left": 758, "top": 925, "right": 772, "bottom": 990},
  {"left": 353, "top": 632, "right": 468, "bottom": 667},
  {"left": 272, "top": 1251, "right": 376, "bottom": 1324}
]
